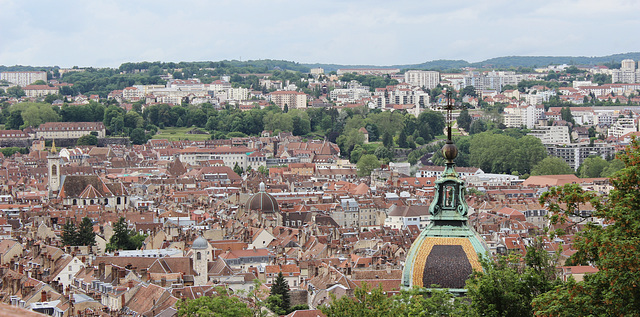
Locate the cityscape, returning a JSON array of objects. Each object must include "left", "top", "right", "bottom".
[
  {"left": 1, "top": 1, "right": 640, "bottom": 316},
  {"left": 0, "top": 55, "right": 638, "bottom": 316}
]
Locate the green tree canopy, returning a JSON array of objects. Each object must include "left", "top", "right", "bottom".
[
  {"left": 531, "top": 156, "right": 574, "bottom": 176},
  {"left": 267, "top": 272, "right": 291, "bottom": 315},
  {"left": 578, "top": 155, "right": 608, "bottom": 178},
  {"left": 77, "top": 134, "right": 98, "bottom": 146},
  {"left": 533, "top": 137, "right": 640, "bottom": 316},
  {"left": 176, "top": 287, "right": 251, "bottom": 317},
  {"left": 357, "top": 154, "right": 380, "bottom": 177}
]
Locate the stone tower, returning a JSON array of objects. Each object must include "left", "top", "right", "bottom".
[
  {"left": 48, "top": 140, "right": 61, "bottom": 196},
  {"left": 191, "top": 236, "right": 209, "bottom": 285}
]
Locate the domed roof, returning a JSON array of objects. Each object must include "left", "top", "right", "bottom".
[
  {"left": 403, "top": 236, "right": 484, "bottom": 289},
  {"left": 192, "top": 236, "right": 209, "bottom": 250},
  {"left": 246, "top": 182, "right": 279, "bottom": 213}
]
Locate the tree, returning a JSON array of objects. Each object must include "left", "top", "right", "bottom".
[
  {"left": 6, "top": 86, "right": 25, "bottom": 98},
  {"left": 469, "top": 119, "right": 487, "bottom": 134},
  {"left": 457, "top": 108, "right": 472, "bottom": 131},
  {"left": 578, "top": 156, "right": 608, "bottom": 178},
  {"left": 268, "top": 272, "right": 290, "bottom": 315},
  {"left": 397, "top": 129, "right": 408, "bottom": 148},
  {"left": 321, "top": 283, "right": 470, "bottom": 317},
  {"left": 560, "top": 107, "right": 574, "bottom": 124},
  {"left": 62, "top": 220, "right": 78, "bottom": 246},
  {"left": 176, "top": 287, "right": 251, "bottom": 317},
  {"left": 6, "top": 110, "right": 24, "bottom": 130},
  {"left": 77, "top": 217, "right": 96, "bottom": 246},
  {"left": 77, "top": 134, "right": 98, "bottom": 146},
  {"left": 382, "top": 131, "right": 393, "bottom": 148},
  {"left": 106, "top": 217, "right": 144, "bottom": 251},
  {"left": 533, "top": 137, "right": 640, "bottom": 316},
  {"left": 467, "top": 241, "right": 562, "bottom": 317},
  {"left": 530, "top": 157, "right": 574, "bottom": 176},
  {"left": 233, "top": 163, "right": 244, "bottom": 176},
  {"left": 130, "top": 128, "right": 147, "bottom": 145},
  {"left": 357, "top": 154, "right": 380, "bottom": 177}
]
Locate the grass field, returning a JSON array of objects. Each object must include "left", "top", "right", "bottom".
[{"left": 151, "top": 127, "right": 211, "bottom": 141}]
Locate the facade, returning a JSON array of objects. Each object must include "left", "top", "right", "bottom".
[
  {"left": 404, "top": 70, "right": 440, "bottom": 89},
  {"left": 545, "top": 142, "right": 616, "bottom": 170},
  {"left": 35, "top": 122, "right": 106, "bottom": 139},
  {"left": 178, "top": 146, "right": 252, "bottom": 169},
  {"left": 23, "top": 85, "right": 59, "bottom": 98},
  {"left": 269, "top": 91, "right": 307, "bottom": 110},
  {"left": 528, "top": 126, "right": 570, "bottom": 144},
  {"left": 0, "top": 71, "right": 47, "bottom": 87},
  {"left": 608, "top": 117, "right": 637, "bottom": 137}
]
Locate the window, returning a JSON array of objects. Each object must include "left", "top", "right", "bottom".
[
  {"left": 197, "top": 252, "right": 201, "bottom": 260},
  {"left": 69, "top": 266, "right": 72, "bottom": 271}
]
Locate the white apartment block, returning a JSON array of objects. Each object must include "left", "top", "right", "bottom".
[
  {"left": 404, "top": 70, "right": 440, "bottom": 89},
  {"left": 330, "top": 81, "right": 371, "bottom": 103},
  {"left": 0, "top": 71, "right": 47, "bottom": 87},
  {"left": 503, "top": 104, "right": 543, "bottom": 129},
  {"left": 611, "top": 60, "right": 640, "bottom": 84},
  {"left": 23, "top": 85, "right": 59, "bottom": 98},
  {"left": 269, "top": 91, "right": 307, "bottom": 109},
  {"left": 608, "top": 117, "right": 637, "bottom": 138},
  {"left": 546, "top": 143, "right": 615, "bottom": 171},
  {"left": 528, "top": 126, "right": 570, "bottom": 145}
]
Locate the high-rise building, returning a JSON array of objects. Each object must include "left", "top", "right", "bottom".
[
  {"left": 404, "top": 70, "right": 440, "bottom": 89},
  {"left": 0, "top": 71, "right": 47, "bottom": 87}
]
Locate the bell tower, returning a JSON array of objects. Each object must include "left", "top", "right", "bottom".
[
  {"left": 48, "top": 140, "right": 61, "bottom": 197},
  {"left": 402, "top": 91, "right": 488, "bottom": 293}
]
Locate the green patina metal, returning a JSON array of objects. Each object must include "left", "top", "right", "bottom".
[{"left": 402, "top": 92, "right": 488, "bottom": 293}]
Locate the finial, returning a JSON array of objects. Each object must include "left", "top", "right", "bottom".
[
  {"left": 51, "top": 140, "right": 57, "bottom": 154},
  {"left": 259, "top": 182, "right": 266, "bottom": 192},
  {"left": 442, "top": 90, "right": 458, "bottom": 165}
]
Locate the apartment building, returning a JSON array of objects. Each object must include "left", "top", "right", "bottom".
[
  {"left": 528, "top": 126, "right": 570, "bottom": 145},
  {"left": 0, "top": 71, "right": 47, "bottom": 87},
  {"left": 545, "top": 142, "right": 615, "bottom": 170},
  {"left": 404, "top": 70, "right": 440, "bottom": 89},
  {"left": 503, "top": 104, "right": 544, "bottom": 129},
  {"left": 608, "top": 117, "right": 637, "bottom": 137},
  {"left": 178, "top": 146, "right": 253, "bottom": 169},
  {"left": 23, "top": 85, "right": 59, "bottom": 98},
  {"left": 269, "top": 91, "right": 307, "bottom": 109}
]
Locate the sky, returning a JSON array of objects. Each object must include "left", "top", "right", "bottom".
[{"left": 0, "top": 0, "right": 638, "bottom": 68}]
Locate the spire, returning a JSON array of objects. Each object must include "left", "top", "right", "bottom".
[{"left": 51, "top": 140, "right": 57, "bottom": 154}]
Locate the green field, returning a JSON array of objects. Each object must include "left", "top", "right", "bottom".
[{"left": 151, "top": 127, "right": 211, "bottom": 141}]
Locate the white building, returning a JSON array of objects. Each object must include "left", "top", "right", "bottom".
[
  {"left": 404, "top": 70, "right": 440, "bottom": 89},
  {"left": 0, "top": 71, "right": 47, "bottom": 87},
  {"left": 608, "top": 117, "right": 637, "bottom": 137},
  {"left": 528, "top": 126, "right": 570, "bottom": 145}
]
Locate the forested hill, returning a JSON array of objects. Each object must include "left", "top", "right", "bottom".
[{"left": 1, "top": 52, "right": 640, "bottom": 73}]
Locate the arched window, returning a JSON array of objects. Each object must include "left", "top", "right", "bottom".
[
  {"left": 196, "top": 252, "right": 201, "bottom": 260},
  {"left": 90, "top": 199, "right": 94, "bottom": 205},
  {"left": 51, "top": 165, "right": 57, "bottom": 176},
  {"left": 117, "top": 197, "right": 122, "bottom": 205},
  {"left": 72, "top": 199, "right": 77, "bottom": 205},
  {"left": 104, "top": 198, "right": 108, "bottom": 205}
]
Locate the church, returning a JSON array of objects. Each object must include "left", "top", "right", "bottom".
[
  {"left": 48, "top": 144, "right": 130, "bottom": 210},
  {"left": 402, "top": 103, "right": 488, "bottom": 293}
]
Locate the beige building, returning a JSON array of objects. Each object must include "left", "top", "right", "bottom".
[
  {"left": 23, "top": 85, "right": 59, "bottom": 98},
  {"left": 404, "top": 70, "right": 440, "bottom": 89},
  {"left": 35, "top": 122, "right": 106, "bottom": 139},
  {"left": 269, "top": 91, "right": 307, "bottom": 109},
  {"left": 0, "top": 71, "right": 47, "bottom": 87}
]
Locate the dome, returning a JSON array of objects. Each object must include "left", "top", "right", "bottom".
[
  {"left": 246, "top": 182, "right": 279, "bottom": 213},
  {"left": 402, "top": 236, "right": 485, "bottom": 289},
  {"left": 192, "top": 236, "right": 209, "bottom": 250}
]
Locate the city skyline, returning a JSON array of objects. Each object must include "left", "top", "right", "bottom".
[{"left": 1, "top": 0, "right": 639, "bottom": 68}]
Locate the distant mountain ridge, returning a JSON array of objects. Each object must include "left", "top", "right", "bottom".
[
  {"left": 2, "top": 52, "right": 640, "bottom": 73},
  {"left": 303, "top": 52, "right": 640, "bottom": 72}
]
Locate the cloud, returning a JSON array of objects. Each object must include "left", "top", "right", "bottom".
[{"left": 0, "top": 0, "right": 638, "bottom": 67}]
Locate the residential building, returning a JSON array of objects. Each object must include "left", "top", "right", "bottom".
[
  {"left": 545, "top": 142, "right": 616, "bottom": 170},
  {"left": 0, "top": 71, "right": 47, "bottom": 87},
  {"left": 35, "top": 122, "right": 106, "bottom": 139},
  {"left": 404, "top": 70, "right": 440, "bottom": 89},
  {"left": 528, "top": 126, "right": 570, "bottom": 145},
  {"left": 269, "top": 91, "right": 307, "bottom": 109},
  {"left": 23, "top": 85, "right": 59, "bottom": 98},
  {"left": 608, "top": 117, "right": 637, "bottom": 137}
]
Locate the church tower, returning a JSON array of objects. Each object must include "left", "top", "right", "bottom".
[
  {"left": 48, "top": 140, "right": 61, "bottom": 196},
  {"left": 402, "top": 93, "right": 488, "bottom": 293},
  {"left": 191, "top": 236, "right": 210, "bottom": 285}
]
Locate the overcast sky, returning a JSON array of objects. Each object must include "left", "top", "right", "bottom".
[{"left": 1, "top": 0, "right": 638, "bottom": 68}]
